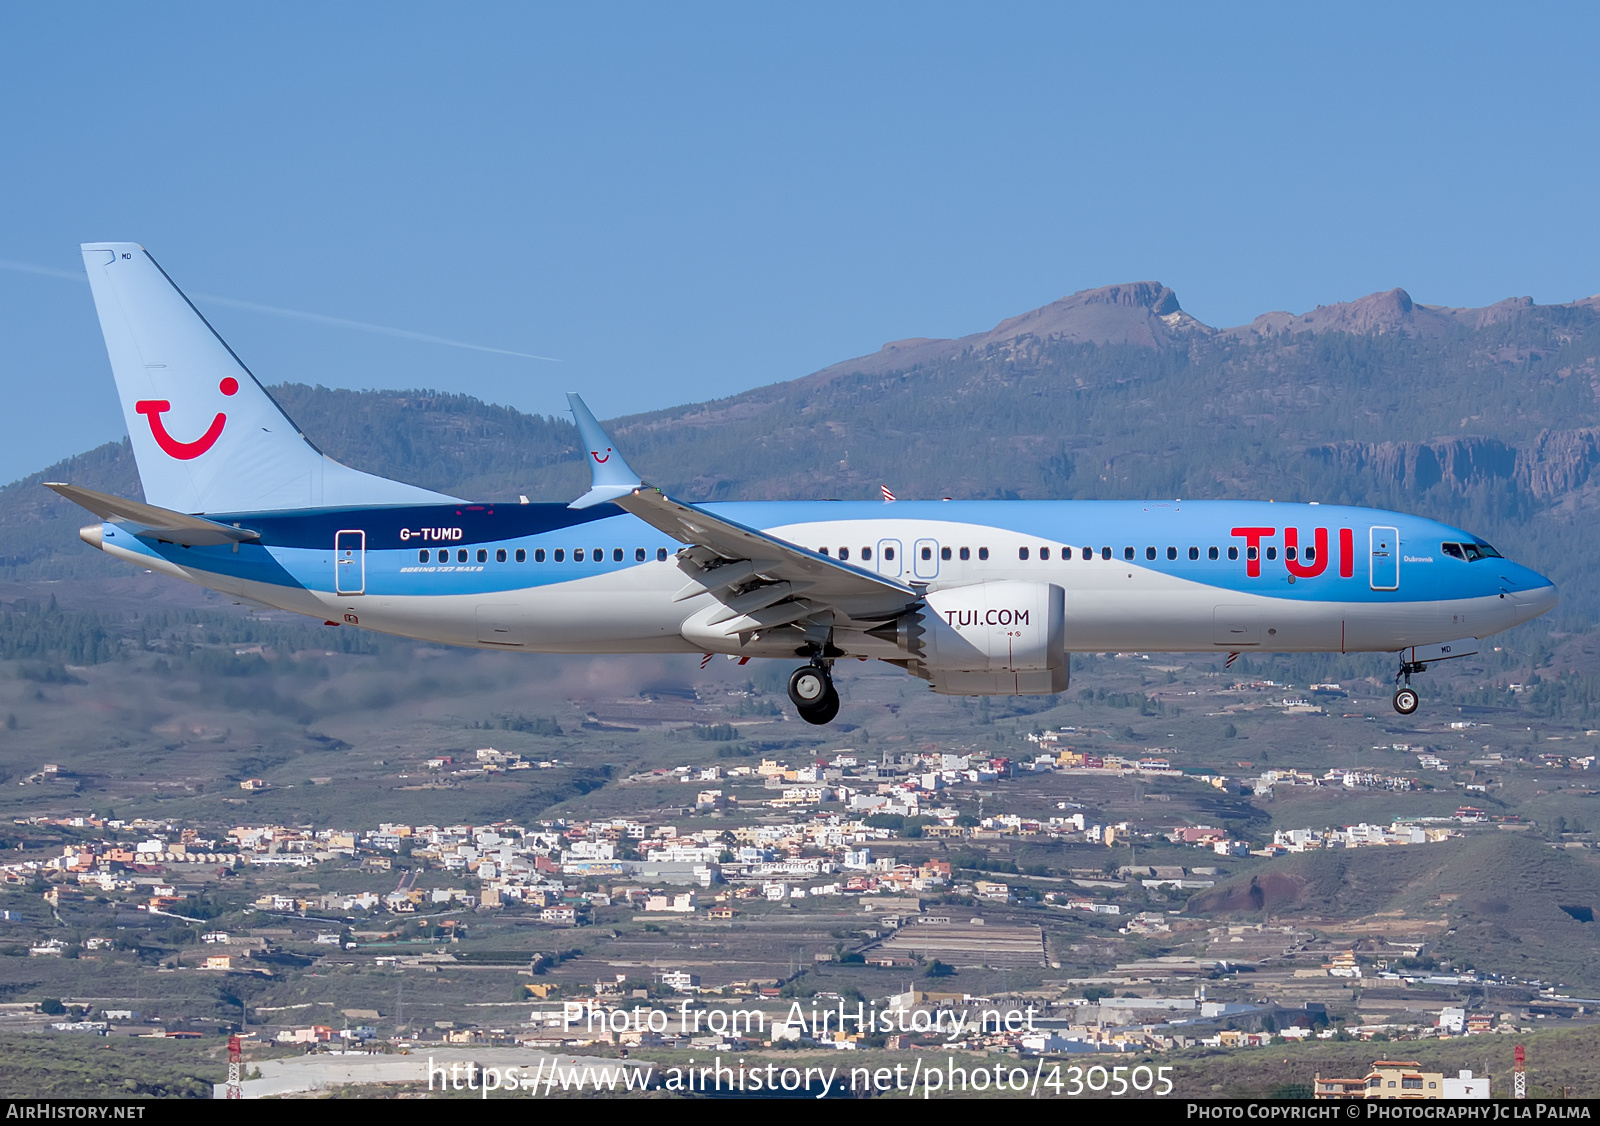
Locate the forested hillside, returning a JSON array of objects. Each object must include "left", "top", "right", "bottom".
[{"left": 5, "top": 282, "right": 1599, "bottom": 627}]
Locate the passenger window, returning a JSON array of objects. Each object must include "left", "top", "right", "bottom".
[
  {"left": 418, "top": 549, "right": 428, "bottom": 563},
  {"left": 976, "top": 547, "right": 987, "bottom": 561},
  {"left": 862, "top": 546, "right": 872, "bottom": 561},
  {"left": 839, "top": 547, "right": 850, "bottom": 561},
  {"left": 1019, "top": 547, "right": 1030, "bottom": 561},
  {"left": 1227, "top": 547, "right": 1238, "bottom": 560},
  {"left": 1101, "top": 547, "right": 1111, "bottom": 560},
  {"left": 517, "top": 549, "right": 527, "bottom": 563},
  {"left": 940, "top": 547, "right": 951, "bottom": 561},
  {"left": 555, "top": 549, "right": 565, "bottom": 562},
  {"left": 1208, "top": 547, "right": 1218, "bottom": 560},
  {"left": 959, "top": 547, "right": 970, "bottom": 561},
  {"left": 635, "top": 547, "right": 646, "bottom": 562},
  {"left": 613, "top": 548, "right": 623, "bottom": 562},
  {"left": 1442, "top": 542, "right": 1465, "bottom": 559},
  {"left": 1246, "top": 546, "right": 1257, "bottom": 561},
  {"left": 1145, "top": 547, "right": 1156, "bottom": 560},
  {"left": 885, "top": 547, "right": 896, "bottom": 561},
  {"left": 1061, "top": 547, "right": 1073, "bottom": 560},
  {"left": 457, "top": 549, "right": 468, "bottom": 563},
  {"left": 1082, "top": 546, "right": 1092, "bottom": 560},
  {"left": 533, "top": 548, "right": 544, "bottom": 562},
  {"left": 1265, "top": 546, "right": 1277, "bottom": 560},
  {"left": 477, "top": 549, "right": 488, "bottom": 563},
  {"left": 1285, "top": 546, "right": 1296, "bottom": 561},
  {"left": 1305, "top": 546, "right": 1316, "bottom": 560},
  {"left": 1167, "top": 546, "right": 1177, "bottom": 561},
  {"left": 1188, "top": 547, "right": 1199, "bottom": 560},
  {"left": 1124, "top": 547, "right": 1135, "bottom": 561},
  {"left": 594, "top": 548, "right": 603, "bottom": 561},
  {"left": 496, "top": 548, "right": 507, "bottom": 563},
  {"left": 657, "top": 548, "right": 669, "bottom": 561},
  {"left": 819, "top": 547, "right": 829, "bottom": 556},
  {"left": 1039, "top": 547, "right": 1050, "bottom": 560},
  {"left": 574, "top": 549, "right": 585, "bottom": 562}
]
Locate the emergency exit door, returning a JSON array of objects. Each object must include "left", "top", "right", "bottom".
[{"left": 876, "top": 539, "right": 902, "bottom": 578}]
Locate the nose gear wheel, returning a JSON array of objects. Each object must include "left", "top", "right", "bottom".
[{"left": 1392, "top": 657, "right": 1427, "bottom": 714}]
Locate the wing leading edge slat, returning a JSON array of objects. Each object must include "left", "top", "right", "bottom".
[{"left": 618, "top": 487, "right": 917, "bottom": 620}]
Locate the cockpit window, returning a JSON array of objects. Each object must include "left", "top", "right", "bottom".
[{"left": 1443, "top": 540, "right": 1504, "bottom": 562}]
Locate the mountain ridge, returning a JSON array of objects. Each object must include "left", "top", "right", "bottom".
[{"left": 803, "top": 281, "right": 1600, "bottom": 381}]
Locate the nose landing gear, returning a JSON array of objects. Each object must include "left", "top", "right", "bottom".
[
  {"left": 787, "top": 661, "right": 839, "bottom": 725},
  {"left": 1392, "top": 657, "right": 1427, "bottom": 715}
]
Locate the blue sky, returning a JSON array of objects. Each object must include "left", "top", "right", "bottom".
[{"left": 2, "top": 4, "right": 1597, "bottom": 485}]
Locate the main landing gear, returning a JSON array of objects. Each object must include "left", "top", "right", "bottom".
[
  {"left": 788, "top": 661, "right": 839, "bottom": 726},
  {"left": 1392, "top": 657, "right": 1427, "bottom": 715}
]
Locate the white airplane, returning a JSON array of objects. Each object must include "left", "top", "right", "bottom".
[{"left": 51, "top": 243, "right": 1558, "bottom": 723}]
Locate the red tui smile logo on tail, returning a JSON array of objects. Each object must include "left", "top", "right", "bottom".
[{"left": 136, "top": 377, "right": 238, "bottom": 460}]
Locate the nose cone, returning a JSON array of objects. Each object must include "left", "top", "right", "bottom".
[
  {"left": 78, "top": 523, "right": 104, "bottom": 550},
  {"left": 1511, "top": 577, "right": 1559, "bottom": 626}
]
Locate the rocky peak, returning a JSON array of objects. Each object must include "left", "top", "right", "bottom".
[
  {"left": 811, "top": 281, "right": 1210, "bottom": 381},
  {"left": 1230, "top": 287, "right": 1545, "bottom": 340}
]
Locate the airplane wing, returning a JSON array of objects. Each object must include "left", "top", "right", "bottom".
[
  {"left": 565, "top": 395, "right": 919, "bottom": 633},
  {"left": 44, "top": 483, "right": 261, "bottom": 547}
]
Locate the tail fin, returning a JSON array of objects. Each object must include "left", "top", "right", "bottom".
[{"left": 80, "top": 243, "right": 454, "bottom": 513}]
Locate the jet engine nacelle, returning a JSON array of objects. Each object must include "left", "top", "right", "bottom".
[{"left": 915, "top": 581, "right": 1067, "bottom": 696}]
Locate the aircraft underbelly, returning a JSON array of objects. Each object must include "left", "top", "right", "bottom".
[
  {"left": 362, "top": 588, "right": 691, "bottom": 651},
  {"left": 1060, "top": 587, "right": 1504, "bottom": 653}
]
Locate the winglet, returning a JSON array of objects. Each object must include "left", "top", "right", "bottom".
[{"left": 567, "top": 393, "right": 642, "bottom": 509}]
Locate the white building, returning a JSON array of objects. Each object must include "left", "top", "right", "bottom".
[{"left": 1442, "top": 1070, "right": 1490, "bottom": 1098}]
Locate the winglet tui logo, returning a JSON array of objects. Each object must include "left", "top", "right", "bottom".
[
  {"left": 136, "top": 378, "right": 238, "bottom": 460},
  {"left": 591, "top": 448, "right": 612, "bottom": 464}
]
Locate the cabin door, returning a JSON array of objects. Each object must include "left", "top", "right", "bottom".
[
  {"left": 1369, "top": 526, "right": 1399, "bottom": 591},
  {"left": 335, "top": 530, "right": 366, "bottom": 595}
]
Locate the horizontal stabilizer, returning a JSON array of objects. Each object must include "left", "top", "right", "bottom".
[{"left": 44, "top": 483, "right": 260, "bottom": 546}]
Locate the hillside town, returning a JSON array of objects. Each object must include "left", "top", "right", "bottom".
[
  {"left": 12, "top": 734, "right": 1504, "bottom": 923},
  {"left": 5, "top": 722, "right": 1582, "bottom": 1074}
]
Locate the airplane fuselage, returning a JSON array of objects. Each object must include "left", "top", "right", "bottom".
[
  {"left": 64, "top": 241, "right": 1563, "bottom": 719},
  {"left": 85, "top": 497, "right": 1557, "bottom": 659}
]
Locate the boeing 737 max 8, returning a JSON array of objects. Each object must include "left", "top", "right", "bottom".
[{"left": 49, "top": 243, "right": 1559, "bottom": 724}]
